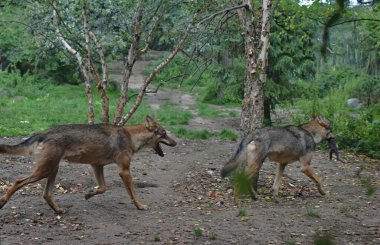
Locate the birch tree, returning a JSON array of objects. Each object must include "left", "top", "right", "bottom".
[
  {"left": 233, "top": 0, "right": 273, "bottom": 136},
  {"left": 51, "top": 0, "right": 194, "bottom": 126}
]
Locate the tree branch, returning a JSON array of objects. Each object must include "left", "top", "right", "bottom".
[
  {"left": 231, "top": 0, "right": 249, "bottom": 24},
  {"left": 85, "top": 8, "right": 110, "bottom": 124},
  {"left": 139, "top": 9, "right": 165, "bottom": 55},
  {"left": 118, "top": 20, "right": 194, "bottom": 125},
  {"left": 197, "top": 3, "right": 249, "bottom": 27},
  {"left": 113, "top": 0, "right": 145, "bottom": 125},
  {"left": 52, "top": 0, "right": 95, "bottom": 124},
  {"left": 139, "top": 2, "right": 166, "bottom": 55},
  {"left": 331, "top": 18, "right": 380, "bottom": 27}
]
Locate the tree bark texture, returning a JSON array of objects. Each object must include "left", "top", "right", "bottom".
[
  {"left": 234, "top": 0, "right": 271, "bottom": 136},
  {"left": 113, "top": 0, "right": 145, "bottom": 125}
]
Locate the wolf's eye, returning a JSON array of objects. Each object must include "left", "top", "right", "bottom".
[{"left": 154, "top": 130, "right": 166, "bottom": 136}]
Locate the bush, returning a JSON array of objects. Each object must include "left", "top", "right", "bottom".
[{"left": 290, "top": 73, "right": 380, "bottom": 159}]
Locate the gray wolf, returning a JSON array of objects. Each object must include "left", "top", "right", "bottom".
[
  {"left": 0, "top": 116, "right": 176, "bottom": 213},
  {"left": 221, "top": 115, "right": 339, "bottom": 203}
]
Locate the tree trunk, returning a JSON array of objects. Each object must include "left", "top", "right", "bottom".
[{"left": 238, "top": 0, "right": 271, "bottom": 136}]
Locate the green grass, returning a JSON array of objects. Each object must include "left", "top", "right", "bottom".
[
  {"left": 339, "top": 204, "right": 359, "bottom": 217},
  {"left": 313, "top": 233, "right": 335, "bottom": 245},
  {"left": 0, "top": 72, "right": 153, "bottom": 136},
  {"left": 339, "top": 206, "right": 350, "bottom": 216},
  {"left": 361, "top": 179, "right": 376, "bottom": 197},
  {"left": 285, "top": 240, "right": 297, "bottom": 245},
  {"left": 155, "top": 103, "right": 193, "bottom": 125},
  {"left": 198, "top": 103, "right": 239, "bottom": 119},
  {"left": 171, "top": 128, "right": 238, "bottom": 141},
  {"left": 153, "top": 235, "right": 160, "bottom": 242},
  {"left": 232, "top": 171, "right": 252, "bottom": 199},
  {"left": 217, "top": 129, "right": 239, "bottom": 141},
  {"left": 209, "top": 234, "right": 217, "bottom": 240},
  {"left": 172, "top": 128, "right": 210, "bottom": 139},
  {"left": 194, "top": 227, "right": 203, "bottom": 237},
  {"left": 198, "top": 103, "right": 221, "bottom": 118},
  {"left": 0, "top": 72, "right": 239, "bottom": 142},
  {"left": 238, "top": 208, "right": 247, "bottom": 217},
  {"left": 307, "top": 208, "right": 321, "bottom": 218}
]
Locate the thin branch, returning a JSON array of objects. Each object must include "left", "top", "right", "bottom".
[
  {"left": 330, "top": 18, "right": 380, "bottom": 27},
  {"left": 139, "top": 8, "right": 165, "bottom": 55},
  {"left": 83, "top": 0, "right": 92, "bottom": 82},
  {"left": 179, "top": 46, "right": 198, "bottom": 88},
  {"left": 52, "top": 0, "right": 95, "bottom": 124},
  {"left": 190, "top": 61, "right": 212, "bottom": 92},
  {"left": 197, "top": 3, "right": 249, "bottom": 27},
  {"left": 139, "top": 0, "right": 165, "bottom": 55},
  {"left": 231, "top": 0, "right": 247, "bottom": 24},
  {"left": 140, "top": 0, "right": 163, "bottom": 30},
  {"left": 81, "top": 1, "right": 109, "bottom": 124},
  {"left": 180, "top": 9, "right": 223, "bottom": 88},
  {"left": 89, "top": 31, "right": 109, "bottom": 90},
  {"left": 118, "top": 20, "right": 194, "bottom": 125},
  {"left": 113, "top": 0, "right": 145, "bottom": 125}
]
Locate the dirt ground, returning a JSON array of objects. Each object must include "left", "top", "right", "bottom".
[{"left": 1, "top": 53, "right": 380, "bottom": 244}]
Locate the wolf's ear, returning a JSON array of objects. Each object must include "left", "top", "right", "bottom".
[
  {"left": 146, "top": 116, "right": 155, "bottom": 130},
  {"left": 316, "top": 115, "right": 324, "bottom": 123},
  {"left": 308, "top": 114, "right": 316, "bottom": 121},
  {"left": 316, "top": 115, "right": 330, "bottom": 128}
]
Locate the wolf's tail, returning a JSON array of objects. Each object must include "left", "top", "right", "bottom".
[
  {"left": 221, "top": 140, "right": 247, "bottom": 178},
  {"left": 0, "top": 134, "right": 44, "bottom": 156}
]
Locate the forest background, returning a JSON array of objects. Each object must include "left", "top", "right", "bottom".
[{"left": 0, "top": 0, "right": 379, "bottom": 159}]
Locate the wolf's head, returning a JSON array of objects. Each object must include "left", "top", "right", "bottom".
[
  {"left": 145, "top": 116, "right": 177, "bottom": 157},
  {"left": 302, "top": 115, "right": 334, "bottom": 144}
]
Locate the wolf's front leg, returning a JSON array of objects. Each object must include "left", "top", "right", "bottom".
[
  {"left": 117, "top": 155, "right": 148, "bottom": 210},
  {"left": 300, "top": 155, "right": 326, "bottom": 195}
]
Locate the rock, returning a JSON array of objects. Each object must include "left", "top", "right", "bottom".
[{"left": 347, "top": 98, "right": 362, "bottom": 109}]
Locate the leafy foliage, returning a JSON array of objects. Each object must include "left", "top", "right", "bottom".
[{"left": 289, "top": 67, "right": 380, "bottom": 158}]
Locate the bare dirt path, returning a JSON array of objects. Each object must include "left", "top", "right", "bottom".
[{"left": 1, "top": 52, "right": 379, "bottom": 244}]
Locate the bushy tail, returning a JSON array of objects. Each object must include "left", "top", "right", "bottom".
[
  {"left": 0, "top": 134, "right": 44, "bottom": 156},
  {"left": 221, "top": 140, "right": 247, "bottom": 178}
]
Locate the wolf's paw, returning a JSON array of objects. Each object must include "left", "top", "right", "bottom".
[
  {"left": 319, "top": 189, "right": 326, "bottom": 195},
  {"left": 136, "top": 202, "right": 148, "bottom": 210},
  {"left": 55, "top": 207, "right": 65, "bottom": 214}
]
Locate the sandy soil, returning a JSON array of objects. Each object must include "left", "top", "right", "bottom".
[{"left": 1, "top": 52, "right": 379, "bottom": 245}]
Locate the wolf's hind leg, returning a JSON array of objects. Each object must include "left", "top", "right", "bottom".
[
  {"left": 85, "top": 165, "right": 106, "bottom": 200},
  {"left": 246, "top": 141, "right": 266, "bottom": 200},
  {"left": 43, "top": 164, "right": 64, "bottom": 213},
  {"left": 300, "top": 155, "right": 326, "bottom": 195},
  {"left": 272, "top": 163, "right": 287, "bottom": 196},
  {"left": 0, "top": 164, "right": 51, "bottom": 209}
]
